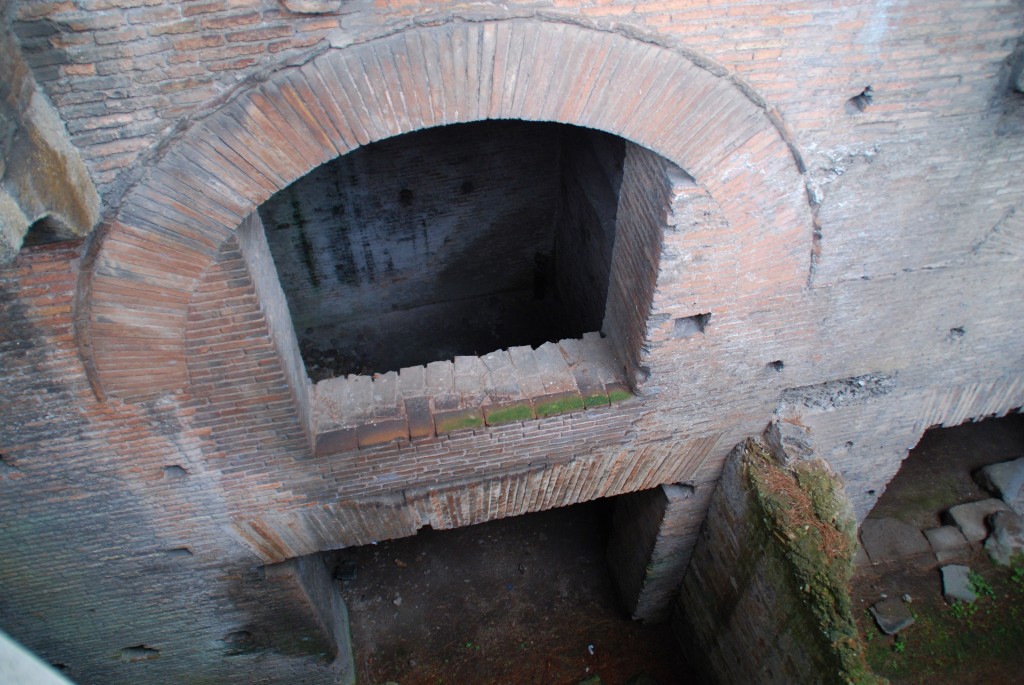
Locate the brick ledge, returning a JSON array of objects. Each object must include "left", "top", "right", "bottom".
[{"left": 312, "top": 333, "right": 633, "bottom": 456}]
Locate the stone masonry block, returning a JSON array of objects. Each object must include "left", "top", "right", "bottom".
[
  {"left": 356, "top": 418, "right": 409, "bottom": 448},
  {"left": 535, "top": 391, "right": 585, "bottom": 418},
  {"left": 398, "top": 365, "right": 426, "bottom": 398},
  {"left": 507, "top": 345, "right": 538, "bottom": 376},
  {"left": 945, "top": 498, "right": 1012, "bottom": 542},
  {"left": 314, "top": 427, "right": 357, "bottom": 457},
  {"left": 453, "top": 355, "right": 488, "bottom": 401},
  {"left": 370, "top": 371, "right": 401, "bottom": 419},
  {"left": 572, "top": 370, "right": 609, "bottom": 408},
  {"left": 433, "top": 407, "right": 484, "bottom": 435},
  {"left": 404, "top": 397, "right": 434, "bottom": 440},
  {"left": 483, "top": 400, "right": 535, "bottom": 427},
  {"left": 425, "top": 360, "right": 453, "bottom": 395},
  {"left": 606, "top": 381, "right": 633, "bottom": 403}
]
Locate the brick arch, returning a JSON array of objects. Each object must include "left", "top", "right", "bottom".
[{"left": 78, "top": 18, "right": 813, "bottom": 402}]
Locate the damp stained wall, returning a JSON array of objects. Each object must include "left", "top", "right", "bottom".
[{"left": 258, "top": 120, "right": 622, "bottom": 376}]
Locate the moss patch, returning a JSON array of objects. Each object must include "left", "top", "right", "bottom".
[
  {"left": 745, "top": 442, "right": 884, "bottom": 685},
  {"left": 535, "top": 393, "right": 585, "bottom": 418},
  {"left": 608, "top": 389, "right": 633, "bottom": 403},
  {"left": 485, "top": 403, "right": 535, "bottom": 426},
  {"left": 434, "top": 409, "right": 484, "bottom": 434}
]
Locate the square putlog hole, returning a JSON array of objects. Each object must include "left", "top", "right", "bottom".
[{"left": 673, "top": 312, "right": 711, "bottom": 339}]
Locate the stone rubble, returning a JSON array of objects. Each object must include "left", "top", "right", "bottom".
[
  {"left": 869, "top": 597, "right": 915, "bottom": 635},
  {"left": 940, "top": 564, "right": 977, "bottom": 603},
  {"left": 944, "top": 499, "right": 1012, "bottom": 542},
  {"left": 984, "top": 510, "right": 1024, "bottom": 567},
  {"left": 975, "top": 457, "right": 1024, "bottom": 517}
]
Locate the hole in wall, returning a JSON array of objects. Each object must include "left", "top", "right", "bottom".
[
  {"left": 767, "top": 360, "right": 785, "bottom": 372},
  {"left": 258, "top": 120, "right": 627, "bottom": 380},
  {"left": 948, "top": 326, "right": 965, "bottom": 339},
  {"left": 673, "top": 313, "right": 711, "bottom": 339},
  {"left": 20, "top": 215, "right": 76, "bottom": 248},
  {"left": 163, "top": 547, "right": 193, "bottom": 557},
  {"left": 119, "top": 645, "right": 160, "bottom": 662},
  {"left": 0, "top": 453, "right": 18, "bottom": 474},
  {"left": 845, "top": 86, "right": 874, "bottom": 114},
  {"left": 161, "top": 465, "right": 188, "bottom": 478},
  {"left": 221, "top": 630, "right": 258, "bottom": 655}
]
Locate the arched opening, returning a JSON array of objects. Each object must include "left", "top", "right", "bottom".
[
  {"left": 76, "top": 18, "right": 814, "bottom": 405},
  {"left": 316, "top": 495, "right": 690, "bottom": 683},
  {"left": 21, "top": 215, "right": 76, "bottom": 248},
  {"left": 257, "top": 120, "right": 626, "bottom": 380}
]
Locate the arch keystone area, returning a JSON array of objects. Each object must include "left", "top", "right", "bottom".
[{"left": 78, "top": 17, "right": 814, "bottom": 402}]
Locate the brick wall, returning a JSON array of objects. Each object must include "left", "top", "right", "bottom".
[
  {"left": 1, "top": 3, "right": 1022, "bottom": 684},
  {"left": 554, "top": 126, "right": 625, "bottom": 335},
  {"left": 607, "top": 483, "right": 708, "bottom": 623}
]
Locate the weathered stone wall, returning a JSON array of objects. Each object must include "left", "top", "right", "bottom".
[
  {"left": 674, "top": 439, "right": 880, "bottom": 685},
  {"left": 0, "top": 2, "right": 1022, "bottom": 684},
  {"left": 0, "top": 0, "right": 98, "bottom": 262}
]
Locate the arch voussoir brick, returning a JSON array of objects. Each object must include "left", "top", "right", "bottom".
[{"left": 78, "top": 17, "right": 813, "bottom": 401}]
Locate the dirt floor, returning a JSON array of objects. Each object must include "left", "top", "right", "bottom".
[
  {"left": 331, "top": 499, "right": 688, "bottom": 685},
  {"left": 849, "top": 413, "right": 1024, "bottom": 685}
]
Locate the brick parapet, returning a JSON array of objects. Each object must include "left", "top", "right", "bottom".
[{"left": 312, "top": 333, "right": 631, "bottom": 454}]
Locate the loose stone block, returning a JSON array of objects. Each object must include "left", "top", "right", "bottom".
[
  {"left": 940, "top": 564, "right": 976, "bottom": 603},
  {"left": 945, "top": 498, "right": 1012, "bottom": 542},
  {"left": 869, "top": 597, "right": 915, "bottom": 635},
  {"left": 859, "top": 517, "right": 932, "bottom": 564},
  {"left": 923, "top": 525, "right": 970, "bottom": 564},
  {"left": 975, "top": 457, "right": 1024, "bottom": 516},
  {"left": 984, "top": 510, "right": 1024, "bottom": 567}
]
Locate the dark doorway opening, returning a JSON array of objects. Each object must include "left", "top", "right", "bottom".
[
  {"left": 328, "top": 499, "right": 688, "bottom": 684},
  {"left": 259, "top": 120, "right": 625, "bottom": 380},
  {"left": 850, "top": 412, "right": 1024, "bottom": 684}
]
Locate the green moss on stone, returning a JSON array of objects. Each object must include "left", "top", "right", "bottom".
[
  {"left": 535, "top": 394, "right": 584, "bottom": 417},
  {"left": 583, "top": 392, "right": 610, "bottom": 408},
  {"left": 743, "top": 442, "right": 885, "bottom": 685},
  {"left": 435, "top": 411, "right": 484, "bottom": 434},
  {"left": 485, "top": 403, "right": 534, "bottom": 426},
  {"left": 608, "top": 389, "right": 633, "bottom": 403}
]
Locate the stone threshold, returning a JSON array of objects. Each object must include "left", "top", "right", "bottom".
[{"left": 312, "top": 332, "right": 632, "bottom": 456}]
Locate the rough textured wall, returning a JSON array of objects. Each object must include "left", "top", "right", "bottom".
[
  {"left": 0, "top": 2, "right": 1022, "bottom": 684},
  {"left": 674, "top": 439, "right": 880, "bottom": 685},
  {"left": 0, "top": 0, "right": 98, "bottom": 262},
  {"left": 0, "top": 242, "right": 342, "bottom": 684}
]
